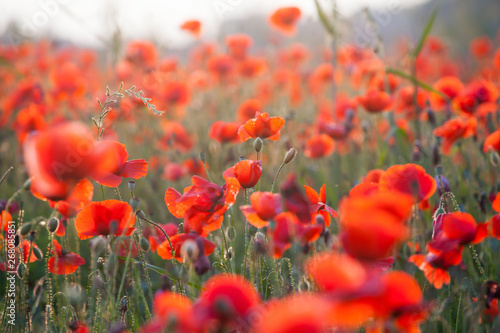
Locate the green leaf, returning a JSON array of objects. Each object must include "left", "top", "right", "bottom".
[
  {"left": 314, "top": 0, "right": 335, "bottom": 35},
  {"left": 386, "top": 68, "right": 448, "bottom": 99},
  {"left": 413, "top": 7, "right": 438, "bottom": 57}
]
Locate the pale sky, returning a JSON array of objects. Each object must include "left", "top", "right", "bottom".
[{"left": 0, "top": 0, "right": 430, "bottom": 49}]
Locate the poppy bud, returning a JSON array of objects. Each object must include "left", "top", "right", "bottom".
[
  {"left": 239, "top": 155, "right": 246, "bottom": 161},
  {"left": 140, "top": 237, "right": 150, "bottom": 252},
  {"left": 136, "top": 210, "right": 146, "bottom": 219},
  {"left": 427, "top": 108, "right": 436, "bottom": 127},
  {"left": 14, "top": 235, "right": 19, "bottom": 247},
  {"left": 29, "top": 231, "right": 36, "bottom": 243},
  {"left": 199, "top": 152, "right": 207, "bottom": 163},
  {"left": 254, "top": 232, "right": 267, "bottom": 255},
  {"left": 283, "top": 148, "right": 297, "bottom": 164},
  {"left": 33, "top": 279, "right": 44, "bottom": 296},
  {"left": 435, "top": 165, "right": 443, "bottom": 176},
  {"left": 432, "top": 144, "right": 441, "bottom": 166},
  {"left": 129, "top": 197, "right": 140, "bottom": 210},
  {"left": 315, "top": 214, "right": 325, "bottom": 227},
  {"left": 180, "top": 239, "right": 199, "bottom": 261},
  {"left": 90, "top": 236, "right": 107, "bottom": 255},
  {"left": 105, "top": 254, "right": 116, "bottom": 276},
  {"left": 33, "top": 246, "right": 43, "bottom": 260},
  {"left": 128, "top": 180, "right": 136, "bottom": 191},
  {"left": 22, "top": 179, "right": 31, "bottom": 190},
  {"left": 20, "top": 223, "right": 32, "bottom": 236},
  {"left": 226, "top": 247, "right": 233, "bottom": 260},
  {"left": 490, "top": 151, "right": 500, "bottom": 167},
  {"left": 232, "top": 160, "right": 262, "bottom": 188},
  {"left": 194, "top": 255, "right": 211, "bottom": 276},
  {"left": 435, "top": 175, "right": 451, "bottom": 196},
  {"left": 433, "top": 206, "right": 446, "bottom": 220},
  {"left": 17, "top": 263, "right": 26, "bottom": 278},
  {"left": 323, "top": 229, "right": 331, "bottom": 245},
  {"left": 253, "top": 138, "right": 263, "bottom": 153},
  {"left": 48, "top": 217, "right": 60, "bottom": 233},
  {"left": 226, "top": 225, "right": 237, "bottom": 241}
]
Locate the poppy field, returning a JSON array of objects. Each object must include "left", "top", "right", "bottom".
[{"left": 1, "top": 2, "right": 500, "bottom": 332}]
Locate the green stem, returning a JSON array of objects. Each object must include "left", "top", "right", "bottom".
[{"left": 271, "top": 163, "right": 286, "bottom": 193}]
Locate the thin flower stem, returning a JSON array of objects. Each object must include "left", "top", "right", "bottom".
[
  {"left": 0, "top": 166, "right": 13, "bottom": 188},
  {"left": 115, "top": 187, "right": 122, "bottom": 201},
  {"left": 271, "top": 163, "right": 286, "bottom": 193}
]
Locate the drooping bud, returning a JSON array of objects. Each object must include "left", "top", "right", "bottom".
[
  {"left": 136, "top": 210, "right": 146, "bottom": 219},
  {"left": 33, "top": 246, "right": 43, "bottom": 260},
  {"left": 29, "top": 231, "right": 36, "bottom": 243},
  {"left": 283, "top": 148, "right": 297, "bottom": 164},
  {"left": 17, "top": 263, "right": 26, "bottom": 278},
  {"left": 48, "top": 217, "right": 60, "bottom": 233}
]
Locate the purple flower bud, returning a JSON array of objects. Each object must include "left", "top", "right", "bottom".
[{"left": 434, "top": 175, "right": 451, "bottom": 196}]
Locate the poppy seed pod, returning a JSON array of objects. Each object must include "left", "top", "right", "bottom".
[
  {"left": 283, "top": 148, "right": 297, "bottom": 164},
  {"left": 140, "top": 237, "right": 150, "bottom": 252},
  {"left": 128, "top": 180, "right": 136, "bottom": 191},
  {"left": 48, "top": 217, "right": 60, "bottom": 233}
]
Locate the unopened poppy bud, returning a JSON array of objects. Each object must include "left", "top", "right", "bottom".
[
  {"left": 90, "top": 237, "right": 107, "bottom": 255},
  {"left": 180, "top": 239, "right": 199, "bottom": 261},
  {"left": 139, "top": 237, "right": 150, "bottom": 252},
  {"left": 315, "top": 214, "right": 325, "bottom": 226},
  {"left": 48, "top": 217, "right": 59, "bottom": 233},
  {"left": 14, "top": 235, "right": 19, "bottom": 247},
  {"left": 226, "top": 247, "right": 233, "bottom": 260},
  {"left": 33, "top": 246, "right": 43, "bottom": 260},
  {"left": 435, "top": 165, "right": 443, "bottom": 176},
  {"left": 253, "top": 138, "right": 263, "bottom": 153},
  {"left": 434, "top": 206, "right": 446, "bottom": 219},
  {"left": 283, "top": 148, "right": 296, "bottom": 164},
  {"left": 105, "top": 254, "right": 116, "bottom": 276},
  {"left": 194, "top": 255, "right": 211, "bottom": 276},
  {"left": 129, "top": 197, "right": 140, "bottom": 210},
  {"left": 20, "top": 223, "right": 32, "bottom": 236},
  {"left": 432, "top": 144, "right": 441, "bottom": 166},
  {"left": 29, "top": 231, "right": 36, "bottom": 242},
  {"left": 17, "top": 263, "right": 26, "bottom": 278},
  {"left": 435, "top": 175, "right": 451, "bottom": 196},
  {"left": 254, "top": 232, "right": 267, "bottom": 255},
  {"left": 199, "top": 152, "right": 207, "bottom": 163},
  {"left": 22, "top": 178, "right": 31, "bottom": 190},
  {"left": 128, "top": 180, "right": 136, "bottom": 191},
  {"left": 427, "top": 108, "right": 436, "bottom": 127},
  {"left": 136, "top": 210, "right": 146, "bottom": 219},
  {"left": 490, "top": 152, "right": 500, "bottom": 166}
]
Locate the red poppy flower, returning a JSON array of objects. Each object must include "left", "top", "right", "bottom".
[
  {"left": 280, "top": 174, "right": 312, "bottom": 224},
  {"left": 363, "top": 169, "right": 384, "bottom": 183},
  {"left": 484, "top": 129, "right": 500, "bottom": 153},
  {"left": 207, "top": 54, "right": 235, "bottom": 81},
  {"left": 48, "top": 240, "right": 85, "bottom": 275},
  {"left": 162, "top": 162, "right": 185, "bottom": 181},
  {"left": 12, "top": 104, "right": 47, "bottom": 145},
  {"left": 225, "top": 34, "right": 253, "bottom": 60},
  {"left": 430, "top": 76, "right": 463, "bottom": 109},
  {"left": 75, "top": 200, "right": 135, "bottom": 239},
  {"left": 91, "top": 141, "right": 148, "bottom": 188},
  {"left": 145, "top": 222, "right": 178, "bottom": 252},
  {"left": 144, "top": 291, "right": 197, "bottom": 333},
  {"left": 433, "top": 117, "right": 477, "bottom": 154},
  {"left": 158, "top": 121, "right": 194, "bottom": 153},
  {"left": 379, "top": 164, "right": 436, "bottom": 203},
  {"left": 159, "top": 80, "right": 191, "bottom": 111},
  {"left": 339, "top": 191, "right": 414, "bottom": 261},
  {"left": 194, "top": 274, "right": 260, "bottom": 329},
  {"left": 209, "top": 121, "right": 240, "bottom": 143},
  {"left": 238, "top": 56, "right": 266, "bottom": 78},
  {"left": 181, "top": 20, "right": 202, "bottom": 37},
  {"left": 270, "top": 212, "right": 323, "bottom": 258},
  {"left": 358, "top": 88, "right": 392, "bottom": 113},
  {"left": 304, "top": 184, "right": 337, "bottom": 226},
  {"left": 453, "top": 80, "right": 498, "bottom": 115},
  {"left": 164, "top": 176, "right": 240, "bottom": 235},
  {"left": 156, "top": 233, "right": 216, "bottom": 262},
  {"left": 240, "top": 192, "right": 282, "bottom": 228},
  {"left": 304, "top": 134, "right": 335, "bottom": 158},
  {"left": 47, "top": 178, "right": 93, "bottom": 218},
  {"left": 237, "top": 99, "right": 262, "bottom": 123},
  {"left": 238, "top": 111, "right": 285, "bottom": 141},
  {"left": 269, "top": 7, "right": 302, "bottom": 36},
  {"left": 433, "top": 212, "right": 487, "bottom": 246},
  {"left": 125, "top": 40, "right": 158, "bottom": 68},
  {"left": 23, "top": 122, "right": 99, "bottom": 201},
  {"left": 470, "top": 36, "right": 492, "bottom": 58},
  {"left": 223, "top": 160, "right": 262, "bottom": 189}
]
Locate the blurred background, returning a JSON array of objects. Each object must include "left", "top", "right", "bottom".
[{"left": 1, "top": 0, "right": 499, "bottom": 58}]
